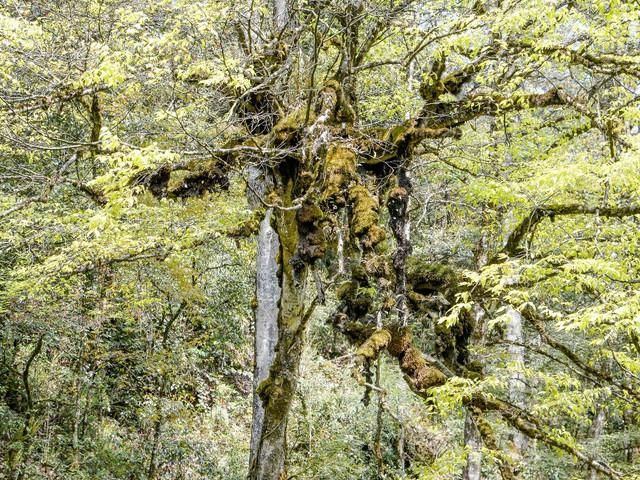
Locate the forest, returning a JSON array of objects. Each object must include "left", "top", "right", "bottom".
[{"left": 1, "top": 0, "right": 639, "bottom": 479}]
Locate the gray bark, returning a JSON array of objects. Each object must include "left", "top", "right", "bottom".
[
  {"left": 588, "top": 407, "right": 606, "bottom": 480},
  {"left": 462, "top": 410, "right": 482, "bottom": 480},
  {"left": 248, "top": 206, "right": 309, "bottom": 480},
  {"left": 249, "top": 208, "right": 281, "bottom": 475},
  {"left": 463, "top": 305, "right": 486, "bottom": 480},
  {"left": 506, "top": 307, "right": 528, "bottom": 454},
  {"left": 273, "top": 0, "right": 288, "bottom": 31}
]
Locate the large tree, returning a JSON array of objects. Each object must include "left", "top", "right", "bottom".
[{"left": 1, "top": 1, "right": 640, "bottom": 479}]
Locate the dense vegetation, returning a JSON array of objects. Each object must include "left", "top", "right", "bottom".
[{"left": 1, "top": 0, "right": 639, "bottom": 479}]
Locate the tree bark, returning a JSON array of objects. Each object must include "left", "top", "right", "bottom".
[
  {"left": 249, "top": 203, "right": 309, "bottom": 480},
  {"left": 462, "top": 409, "right": 483, "bottom": 480},
  {"left": 588, "top": 406, "right": 606, "bottom": 480},
  {"left": 249, "top": 208, "right": 282, "bottom": 479},
  {"left": 273, "top": 0, "right": 288, "bottom": 31},
  {"left": 506, "top": 307, "right": 528, "bottom": 455}
]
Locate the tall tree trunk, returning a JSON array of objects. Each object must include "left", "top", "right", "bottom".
[
  {"left": 273, "top": 0, "right": 288, "bottom": 31},
  {"left": 249, "top": 208, "right": 282, "bottom": 478},
  {"left": 249, "top": 203, "right": 309, "bottom": 480},
  {"left": 462, "top": 410, "right": 482, "bottom": 480},
  {"left": 588, "top": 407, "right": 606, "bottom": 480},
  {"left": 506, "top": 307, "right": 528, "bottom": 455}
]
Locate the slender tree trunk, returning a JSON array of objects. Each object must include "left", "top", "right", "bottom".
[
  {"left": 249, "top": 203, "right": 309, "bottom": 480},
  {"left": 588, "top": 407, "right": 606, "bottom": 480},
  {"left": 623, "top": 409, "right": 636, "bottom": 463},
  {"left": 506, "top": 307, "right": 528, "bottom": 455},
  {"left": 249, "top": 208, "right": 281, "bottom": 471},
  {"left": 462, "top": 410, "right": 482, "bottom": 480}
]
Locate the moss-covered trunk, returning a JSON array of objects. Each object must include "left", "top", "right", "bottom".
[{"left": 249, "top": 197, "right": 309, "bottom": 480}]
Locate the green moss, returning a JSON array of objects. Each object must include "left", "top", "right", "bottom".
[
  {"left": 349, "top": 185, "right": 378, "bottom": 235},
  {"left": 297, "top": 202, "right": 323, "bottom": 224},
  {"left": 323, "top": 145, "right": 357, "bottom": 202},
  {"left": 335, "top": 281, "right": 356, "bottom": 300},
  {"left": 167, "top": 170, "right": 191, "bottom": 193},
  {"left": 402, "top": 346, "right": 447, "bottom": 390},
  {"left": 226, "top": 209, "right": 263, "bottom": 237},
  {"left": 274, "top": 107, "right": 315, "bottom": 139},
  {"left": 383, "top": 123, "right": 413, "bottom": 144},
  {"left": 356, "top": 329, "right": 391, "bottom": 359},
  {"left": 348, "top": 185, "right": 386, "bottom": 248},
  {"left": 364, "top": 224, "right": 386, "bottom": 249},
  {"left": 323, "top": 79, "right": 341, "bottom": 92},
  {"left": 407, "top": 257, "right": 458, "bottom": 293}
]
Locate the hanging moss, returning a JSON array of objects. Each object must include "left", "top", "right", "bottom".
[
  {"left": 349, "top": 185, "right": 377, "bottom": 234},
  {"left": 348, "top": 185, "right": 386, "bottom": 248},
  {"left": 322, "top": 145, "right": 357, "bottom": 203}
]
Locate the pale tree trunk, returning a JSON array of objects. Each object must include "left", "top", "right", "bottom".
[
  {"left": 249, "top": 202, "right": 309, "bottom": 480},
  {"left": 273, "top": 0, "right": 288, "bottom": 31},
  {"left": 588, "top": 407, "right": 606, "bottom": 480},
  {"left": 463, "top": 305, "right": 486, "bottom": 480},
  {"left": 506, "top": 307, "right": 528, "bottom": 455},
  {"left": 623, "top": 409, "right": 636, "bottom": 464},
  {"left": 249, "top": 208, "right": 281, "bottom": 470},
  {"left": 462, "top": 410, "right": 482, "bottom": 480}
]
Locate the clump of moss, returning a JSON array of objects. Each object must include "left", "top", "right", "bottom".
[
  {"left": 322, "top": 145, "right": 356, "bottom": 204},
  {"left": 356, "top": 329, "right": 392, "bottom": 360},
  {"left": 296, "top": 201, "right": 326, "bottom": 263},
  {"left": 273, "top": 107, "right": 315, "bottom": 141},
  {"left": 407, "top": 257, "right": 458, "bottom": 296},
  {"left": 402, "top": 346, "right": 447, "bottom": 391},
  {"left": 265, "top": 191, "right": 282, "bottom": 206},
  {"left": 364, "top": 224, "right": 386, "bottom": 249},
  {"left": 348, "top": 185, "right": 385, "bottom": 248},
  {"left": 387, "top": 328, "right": 446, "bottom": 392},
  {"left": 297, "top": 202, "right": 323, "bottom": 224},
  {"left": 335, "top": 280, "right": 356, "bottom": 300},
  {"left": 349, "top": 185, "right": 377, "bottom": 234}
]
